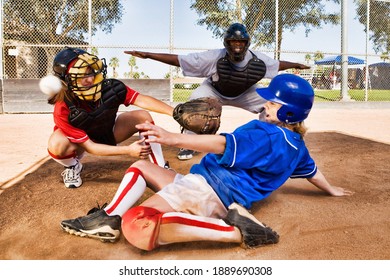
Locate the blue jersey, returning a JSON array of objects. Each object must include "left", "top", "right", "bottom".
[{"left": 190, "top": 120, "right": 317, "bottom": 209}]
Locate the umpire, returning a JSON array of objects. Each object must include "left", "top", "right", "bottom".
[{"left": 125, "top": 23, "right": 309, "bottom": 160}]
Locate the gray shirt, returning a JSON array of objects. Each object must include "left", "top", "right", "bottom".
[{"left": 178, "top": 48, "right": 280, "bottom": 82}]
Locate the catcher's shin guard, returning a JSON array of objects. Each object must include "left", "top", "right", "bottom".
[{"left": 122, "top": 206, "right": 163, "bottom": 251}]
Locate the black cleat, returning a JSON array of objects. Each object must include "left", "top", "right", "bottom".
[
  {"left": 177, "top": 148, "right": 196, "bottom": 160},
  {"left": 224, "top": 203, "right": 279, "bottom": 248},
  {"left": 60, "top": 209, "right": 121, "bottom": 243},
  {"left": 87, "top": 202, "right": 108, "bottom": 215}
]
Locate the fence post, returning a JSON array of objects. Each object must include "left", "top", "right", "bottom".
[
  {"left": 169, "top": 0, "right": 175, "bottom": 103},
  {"left": 341, "top": 0, "right": 352, "bottom": 101}
]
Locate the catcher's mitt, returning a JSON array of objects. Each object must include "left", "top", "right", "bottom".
[{"left": 173, "top": 97, "right": 222, "bottom": 134}]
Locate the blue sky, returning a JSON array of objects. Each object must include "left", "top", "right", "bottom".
[{"left": 92, "top": 0, "right": 381, "bottom": 78}]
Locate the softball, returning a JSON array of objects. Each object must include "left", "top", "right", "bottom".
[{"left": 39, "top": 74, "right": 63, "bottom": 96}]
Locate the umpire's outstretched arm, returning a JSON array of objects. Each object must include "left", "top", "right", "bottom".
[{"left": 125, "top": 50, "right": 180, "bottom": 67}]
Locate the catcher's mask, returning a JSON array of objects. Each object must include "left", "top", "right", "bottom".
[
  {"left": 223, "top": 23, "right": 251, "bottom": 62},
  {"left": 53, "top": 47, "right": 107, "bottom": 102},
  {"left": 256, "top": 74, "right": 314, "bottom": 123}
]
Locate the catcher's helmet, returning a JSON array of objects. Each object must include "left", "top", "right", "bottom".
[
  {"left": 53, "top": 47, "right": 107, "bottom": 102},
  {"left": 256, "top": 74, "right": 314, "bottom": 123},
  {"left": 223, "top": 23, "right": 251, "bottom": 62}
]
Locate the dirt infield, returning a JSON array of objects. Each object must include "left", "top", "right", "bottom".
[{"left": 0, "top": 132, "right": 389, "bottom": 260}]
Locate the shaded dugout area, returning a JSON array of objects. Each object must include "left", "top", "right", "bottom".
[{"left": 368, "top": 62, "right": 390, "bottom": 90}]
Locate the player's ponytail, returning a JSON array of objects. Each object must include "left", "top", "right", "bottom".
[{"left": 283, "top": 122, "right": 308, "bottom": 138}]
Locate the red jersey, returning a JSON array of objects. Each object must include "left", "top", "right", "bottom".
[{"left": 53, "top": 85, "right": 139, "bottom": 143}]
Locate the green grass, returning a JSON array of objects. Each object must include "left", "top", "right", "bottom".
[
  {"left": 173, "top": 88, "right": 390, "bottom": 102},
  {"left": 173, "top": 89, "right": 193, "bottom": 102},
  {"left": 314, "top": 89, "right": 390, "bottom": 101}
]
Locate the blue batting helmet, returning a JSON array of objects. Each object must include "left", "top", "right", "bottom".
[{"left": 256, "top": 74, "right": 314, "bottom": 123}]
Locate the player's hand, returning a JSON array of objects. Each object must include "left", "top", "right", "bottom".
[
  {"left": 124, "top": 50, "right": 148, "bottom": 59},
  {"left": 329, "top": 186, "right": 354, "bottom": 197},
  {"left": 136, "top": 122, "right": 176, "bottom": 146},
  {"left": 128, "top": 138, "right": 151, "bottom": 159}
]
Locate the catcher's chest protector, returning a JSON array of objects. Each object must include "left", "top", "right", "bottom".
[
  {"left": 212, "top": 52, "right": 266, "bottom": 98},
  {"left": 66, "top": 79, "right": 127, "bottom": 145}
]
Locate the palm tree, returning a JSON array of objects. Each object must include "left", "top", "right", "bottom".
[
  {"left": 304, "top": 54, "right": 312, "bottom": 64},
  {"left": 109, "top": 57, "right": 119, "bottom": 78},
  {"left": 128, "top": 56, "right": 138, "bottom": 78},
  {"left": 313, "top": 51, "right": 324, "bottom": 62},
  {"left": 380, "top": 52, "right": 389, "bottom": 62},
  {"left": 90, "top": 47, "right": 99, "bottom": 56}
]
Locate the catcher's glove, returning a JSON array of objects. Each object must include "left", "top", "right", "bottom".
[{"left": 173, "top": 97, "right": 222, "bottom": 134}]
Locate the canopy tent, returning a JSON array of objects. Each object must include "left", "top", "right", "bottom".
[
  {"left": 314, "top": 55, "right": 365, "bottom": 89},
  {"left": 314, "top": 55, "right": 365, "bottom": 65},
  {"left": 368, "top": 62, "right": 390, "bottom": 89}
]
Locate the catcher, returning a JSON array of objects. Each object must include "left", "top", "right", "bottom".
[
  {"left": 126, "top": 23, "right": 309, "bottom": 160},
  {"left": 60, "top": 74, "right": 353, "bottom": 250},
  {"left": 45, "top": 47, "right": 173, "bottom": 188}
]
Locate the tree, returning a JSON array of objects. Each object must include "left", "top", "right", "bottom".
[
  {"left": 305, "top": 53, "right": 312, "bottom": 64},
  {"left": 91, "top": 47, "right": 99, "bottom": 56},
  {"left": 125, "top": 57, "right": 150, "bottom": 78},
  {"left": 313, "top": 51, "right": 324, "bottom": 61},
  {"left": 190, "top": 0, "right": 340, "bottom": 59},
  {"left": 380, "top": 52, "right": 389, "bottom": 62},
  {"left": 355, "top": 0, "right": 389, "bottom": 54},
  {"left": 128, "top": 56, "right": 139, "bottom": 78},
  {"left": 3, "top": 0, "right": 124, "bottom": 74},
  {"left": 109, "top": 57, "right": 119, "bottom": 78},
  {"left": 141, "top": 73, "right": 150, "bottom": 79}
]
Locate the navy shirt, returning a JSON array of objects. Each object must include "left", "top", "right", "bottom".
[{"left": 190, "top": 120, "right": 317, "bottom": 209}]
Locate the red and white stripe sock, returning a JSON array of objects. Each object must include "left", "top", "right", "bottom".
[
  {"left": 157, "top": 212, "right": 242, "bottom": 245},
  {"left": 104, "top": 167, "right": 146, "bottom": 217},
  {"left": 48, "top": 150, "right": 78, "bottom": 167}
]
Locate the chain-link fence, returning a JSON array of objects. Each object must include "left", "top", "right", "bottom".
[{"left": 1, "top": 0, "right": 389, "bottom": 113}]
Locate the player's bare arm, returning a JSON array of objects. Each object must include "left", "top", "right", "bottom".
[
  {"left": 79, "top": 138, "right": 151, "bottom": 159},
  {"left": 124, "top": 50, "right": 180, "bottom": 67},
  {"left": 124, "top": 50, "right": 148, "bottom": 59},
  {"left": 133, "top": 94, "right": 174, "bottom": 116},
  {"left": 279, "top": 61, "right": 310, "bottom": 71},
  {"left": 136, "top": 122, "right": 226, "bottom": 154},
  {"left": 307, "top": 169, "right": 354, "bottom": 197}
]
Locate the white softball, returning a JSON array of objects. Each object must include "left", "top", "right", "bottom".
[{"left": 39, "top": 74, "right": 63, "bottom": 96}]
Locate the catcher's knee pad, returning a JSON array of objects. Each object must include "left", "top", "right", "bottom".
[{"left": 122, "top": 206, "right": 163, "bottom": 251}]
